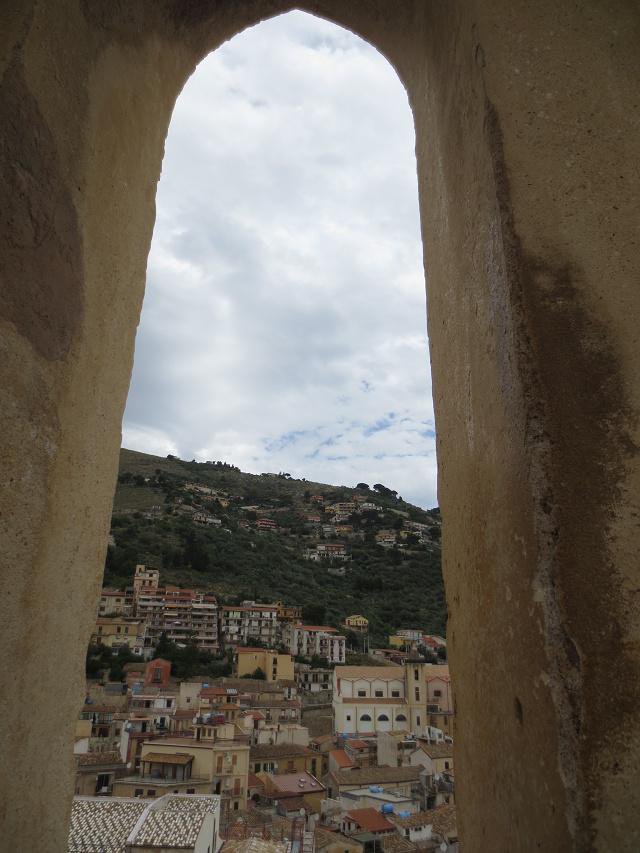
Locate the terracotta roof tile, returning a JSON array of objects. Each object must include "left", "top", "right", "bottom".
[
  {"left": 330, "top": 749, "right": 355, "bottom": 769},
  {"left": 330, "top": 767, "right": 421, "bottom": 786},
  {"left": 344, "top": 808, "right": 395, "bottom": 833}
]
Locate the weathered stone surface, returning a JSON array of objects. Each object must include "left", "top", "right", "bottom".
[{"left": 0, "top": 1, "right": 638, "bottom": 850}]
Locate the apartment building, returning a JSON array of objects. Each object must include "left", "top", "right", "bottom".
[
  {"left": 295, "top": 662, "right": 332, "bottom": 693},
  {"left": 283, "top": 624, "right": 346, "bottom": 664},
  {"left": 98, "top": 588, "right": 128, "bottom": 616},
  {"left": 91, "top": 617, "right": 146, "bottom": 655},
  {"left": 220, "top": 603, "right": 278, "bottom": 647},
  {"left": 235, "top": 647, "right": 294, "bottom": 682},
  {"left": 114, "top": 722, "right": 250, "bottom": 810},
  {"left": 137, "top": 586, "right": 219, "bottom": 652},
  {"left": 132, "top": 564, "right": 160, "bottom": 601}
]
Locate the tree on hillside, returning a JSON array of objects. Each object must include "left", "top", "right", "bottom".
[
  {"left": 184, "top": 531, "right": 210, "bottom": 572},
  {"left": 356, "top": 483, "right": 369, "bottom": 490},
  {"left": 302, "top": 603, "right": 326, "bottom": 625}
]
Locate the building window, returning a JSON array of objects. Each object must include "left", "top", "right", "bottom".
[
  {"left": 434, "top": 689, "right": 442, "bottom": 697},
  {"left": 346, "top": 715, "right": 351, "bottom": 722},
  {"left": 360, "top": 714, "right": 372, "bottom": 722},
  {"left": 416, "top": 716, "right": 421, "bottom": 726},
  {"left": 396, "top": 714, "right": 407, "bottom": 722},
  {"left": 357, "top": 690, "right": 366, "bottom": 697},
  {"left": 147, "top": 789, "right": 156, "bottom": 797},
  {"left": 135, "top": 789, "right": 143, "bottom": 797},
  {"left": 187, "top": 788, "right": 195, "bottom": 794},
  {"left": 378, "top": 714, "right": 389, "bottom": 722},
  {"left": 414, "top": 668, "right": 419, "bottom": 681},
  {"left": 391, "top": 690, "right": 400, "bottom": 698},
  {"left": 374, "top": 690, "right": 383, "bottom": 698},
  {"left": 445, "top": 761, "right": 450, "bottom": 769},
  {"left": 415, "top": 687, "right": 420, "bottom": 701}
]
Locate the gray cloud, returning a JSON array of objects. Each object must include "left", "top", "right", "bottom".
[{"left": 123, "top": 11, "right": 437, "bottom": 507}]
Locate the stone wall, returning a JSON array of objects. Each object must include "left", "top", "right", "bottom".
[{"left": 1, "top": 1, "right": 639, "bottom": 850}]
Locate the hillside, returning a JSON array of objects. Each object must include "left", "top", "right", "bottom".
[{"left": 104, "top": 449, "right": 446, "bottom": 644}]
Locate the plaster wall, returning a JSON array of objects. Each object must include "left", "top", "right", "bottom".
[{"left": 1, "top": 1, "right": 639, "bottom": 850}]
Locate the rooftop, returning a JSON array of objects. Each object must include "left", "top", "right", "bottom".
[
  {"left": 142, "top": 752, "right": 193, "bottom": 765},
  {"left": 389, "top": 810, "right": 440, "bottom": 829},
  {"left": 330, "top": 749, "right": 356, "bottom": 769},
  {"left": 264, "top": 771, "right": 325, "bottom": 795},
  {"left": 68, "top": 794, "right": 220, "bottom": 852},
  {"left": 344, "top": 808, "right": 395, "bottom": 833},
  {"left": 334, "top": 666, "right": 403, "bottom": 679},
  {"left": 380, "top": 835, "right": 418, "bottom": 853},
  {"left": 415, "top": 741, "right": 453, "bottom": 759},
  {"left": 223, "top": 839, "right": 289, "bottom": 853},
  {"left": 250, "top": 743, "right": 314, "bottom": 760},
  {"left": 428, "top": 804, "right": 457, "bottom": 837},
  {"left": 76, "top": 751, "right": 124, "bottom": 768},
  {"left": 330, "top": 767, "right": 421, "bottom": 786}
]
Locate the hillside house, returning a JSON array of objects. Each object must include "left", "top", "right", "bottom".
[
  {"left": 284, "top": 625, "right": 346, "bottom": 664},
  {"left": 193, "top": 511, "right": 221, "bottom": 526}
]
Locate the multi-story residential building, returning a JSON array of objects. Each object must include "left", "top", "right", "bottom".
[
  {"left": 332, "top": 660, "right": 453, "bottom": 737},
  {"left": 256, "top": 518, "right": 277, "bottom": 532},
  {"left": 98, "top": 588, "right": 128, "bottom": 616},
  {"left": 235, "top": 647, "right": 294, "bottom": 682},
  {"left": 113, "top": 722, "right": 250, "bottom": 810},
  {"left": 249, "top": 743, "right": 319, "bottom": 776},
  {"left": 132, "top": 564, "right": 160, "bottom": 602},
  {"left": 220, "top": 603, "right": 278, "bottom": 647},
  {"left": 74, "top": 751, "right": 126, "bottom": 797},
  {"left": 137, "top": 586, "right": 219, "bottom": 652},
  {"left": 275, "top": 601, "right": 303, "bottom": 625},
  {"left": 91, "top": 616, "right": 146, "bottom": 655},
  {"left": 284, "top": 624, "right": 346, "bottom": 664},
  {"left": 295, "top": 662, "right": 332, "bottom": 693},
  {"left": 330, "top": 502, "right": 356, "bottom": 515}
]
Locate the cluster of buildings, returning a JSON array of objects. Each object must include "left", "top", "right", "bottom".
[
  {"left": 70, "top": 638, "right": 458, "bottom": 852},
  {"left": 94, "top": 565, "right": 348, "bottom": 663}
]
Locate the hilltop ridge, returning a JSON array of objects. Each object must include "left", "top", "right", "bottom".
[{"left": 104, "top": 448, "right": 445, "bottom": 643}]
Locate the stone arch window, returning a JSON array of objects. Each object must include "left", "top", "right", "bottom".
[
  {"left": 360, "top": 714, "right": 372, "bottom": 722},
  {"left": 396, "top": 714, "right": 407, "bottom": 722},
  {"left": 4, "top": 4, "right": 636, "bottom": 853},
  {"left": 377, "top": 714, "right": 390, "bottom": 722}
]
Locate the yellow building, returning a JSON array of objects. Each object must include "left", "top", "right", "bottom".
[
  {"left": 92, "top": 616, "right": 145, "bottom": 654},
  {"left": 249, "top": 743, "right": 320, "bottom": 776},
  {"left": 236, "top": 647, "right": 294, "bottom": 682},
  {"left": 344, "top": 615, "right": 369, "bottom": 633},
  {"left": 113, "top": 723, "right": 250, "bottom": 810}
]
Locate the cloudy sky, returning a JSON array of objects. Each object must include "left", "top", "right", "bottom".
[{"left": 122, "top": 11, "right": 438, "bottom": 508}]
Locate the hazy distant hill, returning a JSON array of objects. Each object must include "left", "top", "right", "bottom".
[{"left": 104, "top": 448, "right": 446, "bottom": 643}]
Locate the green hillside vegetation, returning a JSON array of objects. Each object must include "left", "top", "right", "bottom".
[{"left": 104, "top": 449, "right": 445, "bottom": 645}]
